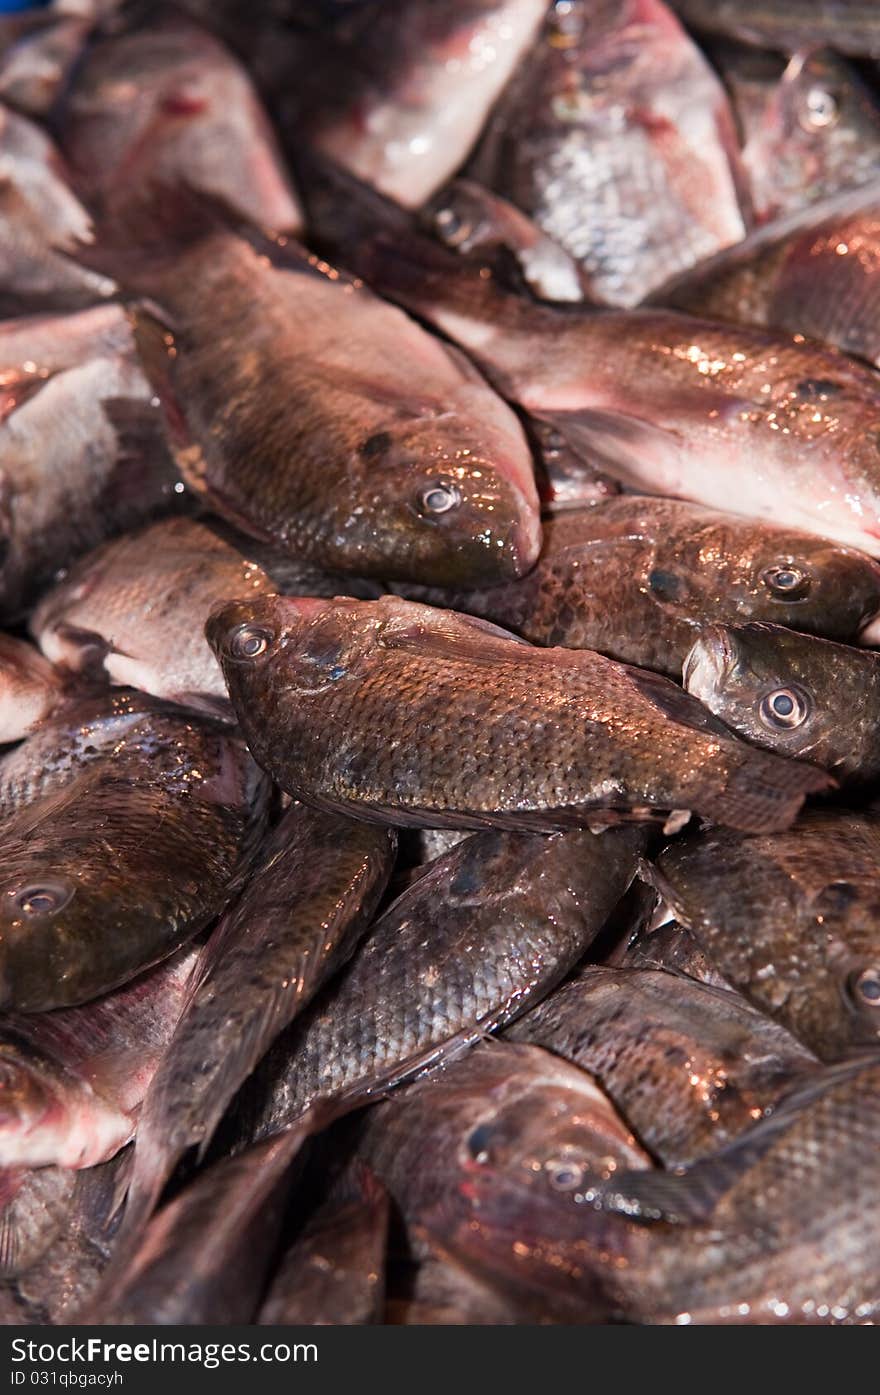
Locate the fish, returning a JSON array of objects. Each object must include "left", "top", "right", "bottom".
[
  {"left": 470, "top": 0, "right": 747, "bottom": 305},
  {"left": 306, "top": 0, "right": 548, "bottom": 208},
  {"left": 0, "top": 635, "right": 63, "bottom": 744},
  {"left": 207, "top": 594, "right": 832, "bottom": 834},
  {"left": 741, "top": 50, "right": 880, "bottom": 223},
  {"left": 122, "top": 803, "right": 395, "bottom": 1233},
  {"left": 421, "top": 179, "right": 594, "bottom": 304},
  {"left": 84, "top": 201, "right": 541, "bottom": 588},
  {"left": 620, "top": 920, "right": 732, "bottom": 988},
  {"left": 0, "top": 303, "right": 179, "bottom": 621},
  {"left": 31, "top": 517, "right": 383, "bottom": 713},
  {"left": 508, "top": 966, "right": 816, "bottom": 1167},
  {"left": 0, "top": 104, "right": 115, "bottom": 316},
  {"left": 684, "top": 621, "right": 880, "bottom": 783},
  {"left": 0, "top": 692, "right": 268, "bottom": 1011},
  {"left": 300, "top": 164, "right": 880, "bottom": 559},
  {"left": 666, "top": 1, "right": 880, "bottom": 62},
  {"left": 649, "top": 809, "right": 880, "bottom": 1059},
  {"left": 354, "top": 1042, "right": 651, "bottom": 1320},
  {"left": 245, "top": 823, "right": 645, "bottom": 1140},
  {"left": 258, "top": 1163, "right": 388, "bottom": 1325},
  {"left": 0, "top": 947, "right": 198, "bottom": 1170},
  {"left": 651, "top": 186, "right": 880, "bottom": 371},
  {"left": 59, "top": 12, "right": 302, "bottom": 234},
  {"left": 392, "top": 497, "right": 880, "bottom": 678},
  {"left": 577, "top": 1054, "right": 880, "bottom": 1324}
]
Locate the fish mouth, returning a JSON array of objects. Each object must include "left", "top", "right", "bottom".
[{"left": 682, "top": 626, "right": 737, "bottom": 704}]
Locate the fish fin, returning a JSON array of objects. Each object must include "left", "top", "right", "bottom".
[
  {"left": 378, "top": 610, "right": 530, "bottom": 663},
  {"left": 700, "top": 752, "right": 834, "bottom": 834},
  {"left": 101, "top": 394, "right": 172, "bottom": 469},
  {"left": 536, "top": 408, "right": 683, "bottom": 482},
  {"left": 624, "top": 664, "right": 739, "bottom": 739},
  {"left": 121, "top": 308, "right": 195, "bottom": 460}
]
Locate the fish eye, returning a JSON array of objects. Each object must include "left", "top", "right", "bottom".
[
  {"left": 433, "top": 206, "right": 471, "bottom": 248},
  {"left": 418, "top": 482, "right": 461, "bottom": 516},
  {"left": 15, "top": 882, "right": 74, "bottom": 916},
  {"left": 466, "top": 1123, "right": 494, "bottom": 1164},
  {"left": 227, "top": 623, "right": 274, "bottom": 662},
  {"left": 847, "top": 967, "right": 880, "bottom": 1009},
  {"left": 759, "top": 686, "right": 811, "bottom": 730},
  {"left": 760, "top": 563, "right": 810, "bottom": 600},
  {"left": 545, "top": 1158, "right": 585, "bottom": 1192},
  {"left": 800, "top": 85, "right": 840, "bottom": 130}
]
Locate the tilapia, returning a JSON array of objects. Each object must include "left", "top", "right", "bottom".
[
  {"left": 508, "top": 966, "right": 816, "bottom": 1167},
  {"left": 0, "top": 692, "right": 268, "bottom": 1011},
  {"left": 471, "top": 0, "right": 746, "bottom": 305},
  {"left": 123, "top": 803, "right": 395, "bottom": 1232},
  {"left": 258, "top": 1164, "right": 388, "bottom": 1325},
  {"left": 207, "top": 594, "right": 831, "bottom": 834},
  {"left": 581, "top": 1054, "right": 880, "bottom": 1324},
  {"left": 306, "top": 0, "right": 548, "bottom": 208},
  {"left": 59, "top": 12, "right": 302, "bottom": 233},
  {"left": 0, "top": 105, "right": 114, "bottom": 316},
  {"left": 741, "top": 50, "right": 880, "bottom": 223},
  {"left": 301, "top": 168, "right": 880, "bottom": 558},
  {"left": 85, "top": 205, "right": 540, "bottom": 587},
  {"left": 0, "top": 947, "right": 197, "bottom": 1170},
  {"left": 355, "top": 1043, "right": 651, "bottom": 1320},
  {"left": 245, "top": 823, "right": 645, "bottom": 1140},
  {"left": 685, "top": 621, "right": 880, "bottom": 783},
  {"left": 652, "top": 186, "right": 880, "bottom": 371},
  {"left": 667, "top": 1, "right": 880, "bottom": 61},
  {"left": 649, "top": 809, "right": 880, "bottom": 1059},
  {"left": 393, "top": 497, "right": 880, "bottom": 677},
  {"left": 0, "top": 635, "right": 62, "bottom": 743},
  {"left": 0, "top": 303, "right": 179, "bottom": 621}
]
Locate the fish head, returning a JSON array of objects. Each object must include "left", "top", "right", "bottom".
[
  {"left": 0, "top": 871, "right": 81, "bottom": 1011},
  {"left": 338, "top": 423, "right": 542, "bottom": 586},
  {"left": 791, "top": 880, "right": 880, "bottom": 1058},
  {"left": 683, "top": 621, "right": 877, "bottom": 776}
]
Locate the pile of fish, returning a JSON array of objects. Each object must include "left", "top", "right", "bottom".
[{"left": 1, "top": 0, "right": 880, "bottom": 1326}]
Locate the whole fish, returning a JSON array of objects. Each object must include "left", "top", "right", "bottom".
[
  {"left": 0, "top": 105, "right": 113, "bottom": 316},
  {"left": 246, "top": 824, "right": 645, "bottom": 1140},
  {"left": 649, "top": 809, "right": 880, "bottom": 1059},
  {"left": 355, "top": 1042, "right": 651, "bottom": 1320},
  {"left": 471, "top": 0, "right": 746, "bottom": 305},
  {"left": 684, "top": 621, "right": 880, "bottom": 783},
  {"left": 59, "top": 13, "right": 302, "bottom": 233},
  {"left": 652, "top": 187, "right": 880, "bottom": 371},
  {"left": 306, "top": 0, "right": 548, "bottom": 208},
  {"left": 31, "top": 517, "right": 383, "bottom": 713},
  {"left": 258, "top": 1164, "right": 388, "bottom": 1325},
  {"left": 0, "top": 303, "right": 178, "bottom": 621},
  {"left": 508, "top": 966, "right": 816, "bottom": 1167},
  {"left": 122, "top": 803, "right": 395, "bottom": 1233},
  {"left": 393, "top": 497, "right": 880, "bottom": 677},
  {"left": 0, "top": 693, "right": 268, "bottom": 1011},
  {"left": 86, "top": 205, "right": 540, "bottom": 587},
  {"left": 301, "top": 167, "right": 880, "bottom": 558},
  {"left": 0, "top": 947, "right": 197, "bottom": 1170},
  {"left": 741, "top": 50, "right": 880, "bottom": 223},
  {"left": 667, "top": 1, "right": 880, "bottom": 62},
  {"left": 620, "top": 920, "right": 732, "bottom": 988},
  {"left": 0, "top": 635, "right": 63, "bottom": 744},
  {"left": 579, "top": 1054, "right": 880, "bottom": 1324},
  {"left": 207, "top": 594, "right": 831, "bottom": 834}
]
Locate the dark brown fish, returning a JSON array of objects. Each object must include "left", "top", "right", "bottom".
[
  {"left": 653, "top": 186, "right": 880, "bottom": 371},
  {"left": 0, "top": 946, "right": 198, "bottom": 1171},
  {"left": 508, "top": 966, "right": 816, "bottom": 1167},
  {"left": 122, "top": 803, "right": 395, "bottom": 1233},
  {"left": 471, "top": 0, "right": 746, "bottom": 305},
  {"left": 0, "top": 692, "right": 268, "bottom": 1011},
  {"left": 207, "top": 594, "right": 832, "bottom": 834},
  {"left": 355, "top": 1042, "right": 651, "bottom": 1320},
  {"left": 0, "top": 635, "right": 63, "bottom": 743},
  {"left": 393, "top": 497, "right": 880, "bottom": 677},
  {"left": 650, "top": 809, "right": 880, "bottom": 1059},
  {"left": 684, "top": 621, "right": 880, "bottom": 783},
  {"left": 0, "top": 304, "right": 178, "bottom": 621},
  {"left": 258, "top": 1164, "right": 388, "bottom": 1325},
  {"left": 246, "top": 823, "right": 645, "bottom": 1140},
  {"left": 60, "top": 13, "right": 302, "bottom": 233},
  {"left": 580, "top": 1054, "right": 880, "bottom": 1324}
]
